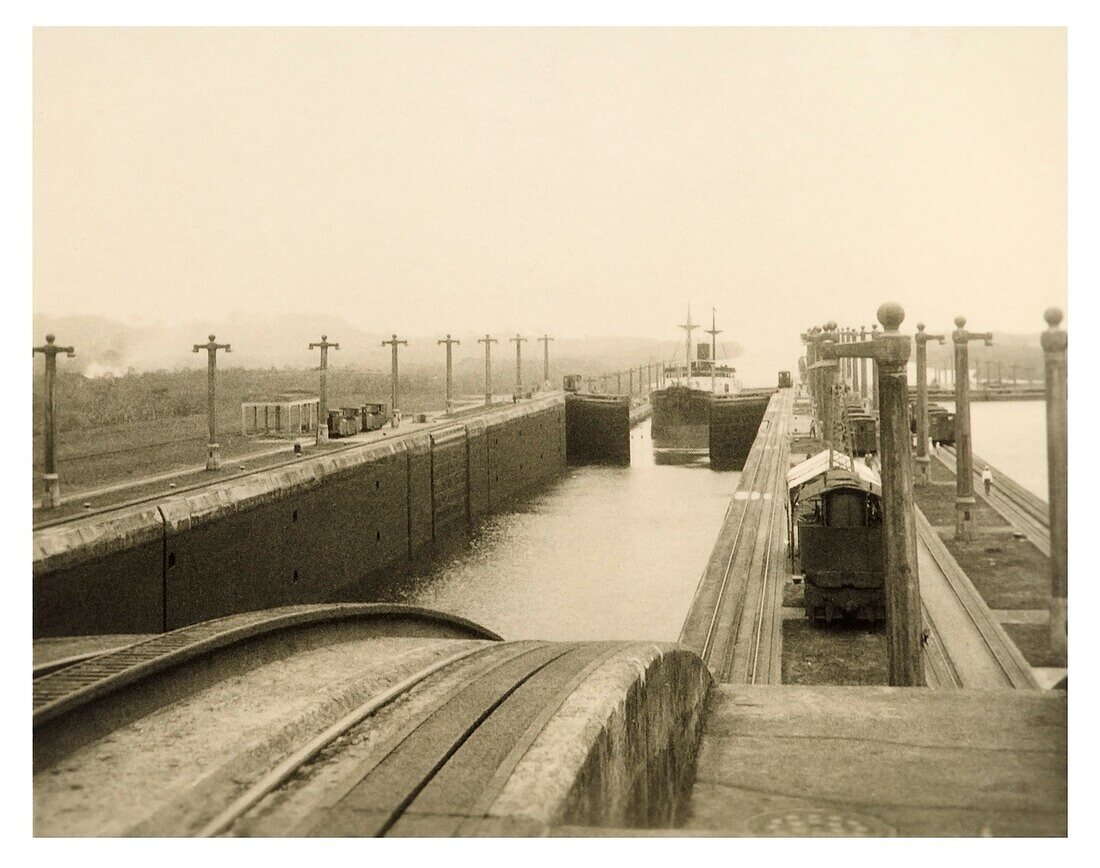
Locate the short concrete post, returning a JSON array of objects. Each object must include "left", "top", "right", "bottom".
[
  {"left": 478, "top": 334, "right": 497, "bottom": 406},
  {"left": 309, "top": 335, "right": 339, "bottom": 444},
  {"left": 822, "top": 303, "right": 924, "bottom": 687},
  {"left": 192, "top": 335, "right": 231, "bottom": 469},
  {"left": 33, "top": 334, "right": 75, "bottom": 507},
  {"left": 913, "top": 323, "right": 945, "bottom": 485},
  {"left": 1042, "top": 308, "right": 1067, "bottom": 659},
  {"left": 382, "top": 334, "right": 409, "bottom": 426},
  {"left": 438, "top": 334, "right": 461, "bottom": 414},
  {"left": 951, "top": 316, "right": 993, "bottom": 540}
]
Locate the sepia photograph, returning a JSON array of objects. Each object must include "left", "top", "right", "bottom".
[{"left": 15, "top": 4, "right": 1091, "bottom": 850}]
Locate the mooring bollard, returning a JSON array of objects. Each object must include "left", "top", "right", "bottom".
[
  {"left": 914, "top": 323, "right": 945, "bottom": 485},
  {"left": 951, "top": 316, "right": 993, "bottom": 540},
  {"left": 1042, "top": 308, "right": 1067, "bottom": 660},
  {"left": 478, "top": 334, "right": 497, "bottom": 406},
  {"left": 382, "top": 334, "right": 409, "bottom": 427},
  {"left": 33, "top": 334, "right": 76, "bottom": 507},
  {"left": 822, "top": 302, "right": 924, "bottom": 687},
  {"left": 192, "top": 335, "right": 231, "bottom": 470},
  {"left": 309, "top": 335, "right": 339, "bottom": 444}
]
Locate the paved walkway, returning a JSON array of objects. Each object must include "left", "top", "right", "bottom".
[{"left": 687, "top": 684, "right": 1066, "bottom": 836}]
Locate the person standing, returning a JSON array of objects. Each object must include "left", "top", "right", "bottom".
[{"left": 981, "top": 466, "right": 994, "bottom": 497}]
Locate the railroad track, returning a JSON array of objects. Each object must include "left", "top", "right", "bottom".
[
  {"left": 32, "top": 405, "right": 519, "bottom": 532},
  {"left": 32, "top": 604, "right": 501, "bottom": 728},
  {"left": 936, "top": 446, "right": 1050, "bottom": 555},
  {"left": 679, "top": 388, "right": 792, "bottom": 684},
  {"left": 914, "top": 508, "right": 1038, "bottom": 689},
  {"left": 202, "top": 639, "right": 627, "bottom": 837}
]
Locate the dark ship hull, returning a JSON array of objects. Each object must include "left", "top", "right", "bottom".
[{"left": 651, "top": 386, "right": 713, "bottom": 457}]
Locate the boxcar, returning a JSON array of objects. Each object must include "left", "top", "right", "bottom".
[{"left": 778, "top": 370, "right": 792, "bottom": 389}]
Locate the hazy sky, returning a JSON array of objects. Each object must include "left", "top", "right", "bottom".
[{"left": 34, "top": 28, "right": 1065, "bottom": 365}]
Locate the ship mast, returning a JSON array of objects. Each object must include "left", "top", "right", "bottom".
[
  {"left": 706, "top": 307, "right": 722, "bottom": 395},
  {"left": 678, "top": 305, "right": 698, "bottom": 386}
]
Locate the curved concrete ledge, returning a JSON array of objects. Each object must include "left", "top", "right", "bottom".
[
  {"left": 34, "top": 603, "right": 502, "bottom": 727},
  {"left": 487, "top": 642, "right": 713, "bottom": 829}
]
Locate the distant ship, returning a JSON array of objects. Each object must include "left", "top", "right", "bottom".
[{"left": 651, "top": 307, "right": 744, "bottom": 461}]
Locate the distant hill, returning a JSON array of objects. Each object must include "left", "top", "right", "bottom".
[{"left": 32, "top": 312, "right": 744, "bottom": 383}]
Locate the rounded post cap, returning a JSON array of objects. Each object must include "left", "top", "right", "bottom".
[
  {"left": 954, "top": 315, "right": 966, "bottom": 328},
  {"left": 208, "top": 333, "right": 216, "bottom": 342},
  {"left": 877, "top": 302, "right": 904, "bottom": 332},
  {"left": 46, "top": 333, "right": 55, "bottom": 343},
  {"left": 1044, "top": 307, "right": 1064, "bottom": 328}
]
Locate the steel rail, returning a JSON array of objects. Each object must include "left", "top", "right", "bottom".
[
  {"left": 913, "top": 508, "right": 1038, "bottom": 689},
  {"left": 695, "top": 394, "right": 785, "bottom": 664},
  {"left": 748, "top": 397, "right": 791, "bottom": 684},
  {"left": 197, "top": 642, "right": 502, "bottom": 837},
  {"left": 33, "top": 603, "right": 501, "bottom": 727}
]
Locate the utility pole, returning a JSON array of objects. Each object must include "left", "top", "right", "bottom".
[
  {"left": 647, "top": 362, "right": 653, "bottom": 395},
  {"left": 478, "top": 334, "right": 497, "bottom": 406},
  {"left": 509, "top": 334, "right": 527, "bottom": 397},
  {"left": 381, "top": 334, "right": 408, "bottom": 427},
  {"left": 706, "top": 308, "right": 721, "bottom": 395},
  {"left": 33, "top": 334, "right": 75, "bottom": 508},
  {"left": 538, "top": 334, "right": 553, "bottom": 388},
  {"left": 308, "top": 335, "right": 339, "bottom": 444},
  {"left": 192, "top": 334, "right": 231, "bottom": 470},
  {"left": 438, "top": 334, "right": 461, "bottom": 415},
  {"left": 616, "top": 370, "right": 622, "bottom": 394},
  {"left": 821, "top": 302, "right": 924, "bottom": 687},
  {"left": 913, "top": 323, "right": 945, "bottom": 485},
  {"left": 1042, "top": 308, "right": 1067, "bottom": 660},
  {"left": 951, "top": 316, "right": 994, "bottom": 540}
]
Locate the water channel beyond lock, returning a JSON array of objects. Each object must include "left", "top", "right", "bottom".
[{"left": 378, "top": 418, "right": 741, "bottom": 641}]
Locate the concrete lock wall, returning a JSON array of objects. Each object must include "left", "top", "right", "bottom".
[
  {"left": 709, "top": 392, "right": 773, "bottom": 470},
  {"left": 33, "top": 396, "right": 567, "bottom": 637},
  {"left": 565, "top": 395, "right": 630, "bottom": 465}
]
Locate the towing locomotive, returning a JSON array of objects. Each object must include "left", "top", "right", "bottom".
[{"left": 787, "top": 451, "right": 885, "bottom": 623}]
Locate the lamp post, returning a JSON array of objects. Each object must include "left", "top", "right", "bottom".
[
  {"left": 478, "top": 335, "right": 497, "bottom": 406},
  {"left": 1042, "top": 308, "right": 1067, "bottom": 660},
  {"left": 33, "top": 334, "right": 75, "bottom": 507},
  {"left": 509, "top": 334, "right": 527, "bottom": 397},
  {"left": 821, "top": 302, "right": 924, "bottom": 686},
  {"left": 192, "top": 334, "right": 231, "bottom": 470},
  {"left": 914, "top": 323, "right": 945, "bottom": 485},
  {"left": 951, "top": 316, "right": 994, "bottom": 540},
  {"left": 381, "top": 334, "right": 408, "bottom": 427},
  {"left": 538, "top": 334, "right": 553, "bottom": 389},
  {"left": 438, "top": 334, "right": 461, "bottom": 415},
  {"left": 309, "top": 335, "right": 339, "bottom": 444}
]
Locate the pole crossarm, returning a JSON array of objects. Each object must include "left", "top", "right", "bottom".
[
  {"left": 309, "top": 335, "right": 340, "bottom": 353},
  {"left": 952, "top": 318, "right": 993, "bottom": 348},
  {"left": 193, "top": 335, "right": 232, "bottom": 355},
  {"left": 33, "top": 334, "right": 76, "bottom": 359}
]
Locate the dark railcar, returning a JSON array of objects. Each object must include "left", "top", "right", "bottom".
[
  {"left": 847, "top": 413, "right": 878, "bottom": 456},
  {"left": 928, "top": 405, "right": 956, "bottom": 446},
  {"left": 778, "top": 370, "right": 793, "bottom": 388},
  {"left": 794, "top": 474, "right": 885, "bottom": 623}
]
